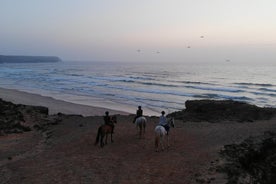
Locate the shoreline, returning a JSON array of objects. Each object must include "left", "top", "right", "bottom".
[
  {"left": 1, "top": 87, "right": 276, "bottom": 183},
  {"left": 0, "top": 87, "right": 130, "bottom": 116}
]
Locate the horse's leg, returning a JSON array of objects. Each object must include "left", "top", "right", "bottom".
[
  {"left": 155, "top": 135, "right": 159, "bottom": 152},
  {"left": 136, "top": 124, "right": 139, "bottom": 136},
  {"left": 143, "top": 123, "right": 146, "bottom": 138},
  {"left": 100, "top": 134, "right": 104, "bottom": 147},
  {"left": 139, "top": 124, "right": 142, "bottom": 139},
  {"left": 167, "top": 134, "right": 170, "bottom": 149},
  {"left": 160, "top": 135, "right": 165, "bottom": 151},
  {"left": 139, "top": 126, "right": 142, "bottom": 139},
  {"left": 111, "top": 132, "right": 114, "bottom": 143},
  {"left": 105, "top": 133, "right": 108, "bottom": 144}
]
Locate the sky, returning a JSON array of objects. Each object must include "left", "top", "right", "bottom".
[{"left": 1, "top": 0, "right": 276, "bottom": 63}]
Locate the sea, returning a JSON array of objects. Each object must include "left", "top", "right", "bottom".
[{"left": 0, "top": 61, "right": 276, "bottom": 115}]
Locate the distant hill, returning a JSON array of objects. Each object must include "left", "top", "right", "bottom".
[{"left": 0, "top": 55, "right": 62, "bottom": 63}]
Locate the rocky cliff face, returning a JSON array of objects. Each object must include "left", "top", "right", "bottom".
[
  {"left": 219, "top": 131, "right": 276, "bottom": 184},
  {"left": 0, "top": 98, "right": 59, "bottom": 135},
  {"left": 169, "top": 100, "right": 276, "bottom": 122},
  {"left": 0, "top": 55, "right": 61, "bottom": 63}
]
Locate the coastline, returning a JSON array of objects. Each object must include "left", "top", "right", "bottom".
[
  {"left": 0, "top": 87, "right": 130, "bottom": 116},
  {"left": 1, "top": 89, "right": 276, "bottom": 183}
]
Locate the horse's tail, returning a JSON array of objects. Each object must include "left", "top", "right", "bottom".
[{"left": 95, "top": 126, "right": 101, "bottom": 146}]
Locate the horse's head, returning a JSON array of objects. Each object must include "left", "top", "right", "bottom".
[
  {"left": 111, "top": 116, "right": 117, "bottom": 124},
  {"left": 168, "top": 117, "right": 175, "bottom": 128}
]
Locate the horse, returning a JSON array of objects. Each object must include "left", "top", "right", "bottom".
[
  {"left": 154, "top": 117, "right": 175, "bottom": 152},
  {"left": 135, "top": 116, "right": 147, "bottom": 139},
  {"left": 95, "top": 116, "right": 117, "bottom": 147}
]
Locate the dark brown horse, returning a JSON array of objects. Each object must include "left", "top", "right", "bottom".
[{"left": 95, "top": 116, "right": 117, "bottom": 147}]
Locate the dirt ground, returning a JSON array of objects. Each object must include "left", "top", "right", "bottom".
[{"left": 1, "top": 114, "right": 276, "bottom": 184}]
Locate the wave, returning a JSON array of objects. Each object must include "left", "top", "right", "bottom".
[
  {"left": 129, "top": 76, "right": 156, "bottom": 81},
  {"left": 109, "top": 93, "right": 185, "bottom": 107},
  {"left": 0, "top": 67, "right": 33, "bottom": 73},
  {"left": 234, "top": 82, "right": 275, "bottom": 87},
  {"left": 258, "top": 88, "right": 276, "bottom": 93},
  {"left": 193, "top": 93, "right": 252, "bottom": 101},
  {"left": 184, "top": 85, "right": 243, "bottom": 93},
  {"left": 250, "top": 91, "right": 276, "bottom": 97},
  {"left": 178, "top": 81, "right": 211, "bottom": 85},
  {"left": 102, "top": 84, "right": 195, "bottom": 97}
]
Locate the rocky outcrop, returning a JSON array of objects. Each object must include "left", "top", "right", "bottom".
[
  {"left": 0, "top": 98, "right": 58, "bottom": 135},
  {"left": 0, "top": 55, "right": 61, "bottom": 63},
  {"left": 219, "top": 131, "right": 276, "bottom": 184},
  {"left": 0, "top": 99, "right": 30, "bottom": 134},
  {"left": 169, "top": 100, "right": 276, "bottom": 122}
]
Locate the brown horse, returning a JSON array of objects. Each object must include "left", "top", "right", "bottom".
[{"left": 95, "top": 116, "right": 117, "bottom": 147}]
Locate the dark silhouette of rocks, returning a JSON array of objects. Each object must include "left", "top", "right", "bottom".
[
  {"left": 219, "top": 131, "right": 276, "bottom": 184},
  {"left": 0, "top": 98, "right": 60, "bottom": 135},
  {"left": 169, "top": 100, "right": 276, "bottom": 122},
  {"left": 0, "top": 55, "right": 61, "bottom": 63}
]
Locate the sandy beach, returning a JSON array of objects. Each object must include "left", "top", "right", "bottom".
[
  {"left": 0, "top": 87, "right": 129, "bottom": 116},
  {"left": 1, "top": 87, "right": 276, "bottom": 183}
]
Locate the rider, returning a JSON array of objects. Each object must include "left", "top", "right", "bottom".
[
  {"left": 133, "top": 106, "right": 143, "bottom": 123},
  {"left": 104, "top": 111, "right": 114, "bottom": 133},
  {"left": 159, "top": 111, "right": 170, "bottom": 134}
]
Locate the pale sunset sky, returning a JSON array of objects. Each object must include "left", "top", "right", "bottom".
[{"left": 0, "top": 0, "right": 276, "bottom": 63}]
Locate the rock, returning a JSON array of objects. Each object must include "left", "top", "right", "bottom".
[
  {"left": 0, "top": 99, "right": 52, "bottom": 135},
  {"left": 169, "top": 100, "right": 276, "bottom": 122},
  {"left": 219, "top": 131, "right": 276, "bottom": 184},
  {"left": 25, "top": 106, "right": 49, "bottom": 115}
]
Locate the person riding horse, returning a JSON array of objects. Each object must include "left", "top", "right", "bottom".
[
  {"left": 133, "top": 106, "right": 143, "bottom": 123},
  {"left": 104, "top": 111, "right": 114, "bottom": 133},
  {"left": 158, "top": 111, "right": 170, "bottom": 134}
]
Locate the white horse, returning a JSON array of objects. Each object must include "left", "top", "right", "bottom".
[
  {"left": 135, "top": 116, "right": 147, "bottom": 139},
  {"left": 154, "top": 117, "right": 175, "bottom": 152}
]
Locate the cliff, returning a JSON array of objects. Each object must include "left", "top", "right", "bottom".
[
  {"left": 0, "top": 55, "right": 61, "bottom": 63},
  {"left": 169, "top": 100, "right": 276, "bottom": 122}
]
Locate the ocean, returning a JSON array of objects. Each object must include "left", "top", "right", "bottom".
[{"left": 0, "top": 61, "right": 275, "bottom": 115}]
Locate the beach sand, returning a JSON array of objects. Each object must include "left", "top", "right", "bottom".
[
  {"left": 0, "top": 87, "right": 129, "bottom": 116},
  {"left": 1, "top": 87, "right": 276, "bottom": 183}
]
